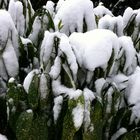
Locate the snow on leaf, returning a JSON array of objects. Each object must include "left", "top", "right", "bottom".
[
  {"left": 23, "top": 69, "right": 39, "bottom": 93},
  {"left": 59, "top": 34, "right": 78, "bottom": 81},
  {"left": 69, "top": 29, "right": 120, "bottom": 72},
  {"left": 49, "top": 56, "right": 61, "bottom": 80},
  {"left": 118, "top": 36, "right": 136, "bottom": 74},
  {"left": 2, "top": 39, "right": 19, "bottom": 78},
  {"left": 0, "top": 134, "right": 8, "bottom": 140},
  {"left": 54, "top": 0, "right": 96, "bottom": 35},
  {"left": 53, "top": 95, "right": 63, "bottom": 123},
  {"left": 72, "top": 103, "right": 84, "bottom": 129}
]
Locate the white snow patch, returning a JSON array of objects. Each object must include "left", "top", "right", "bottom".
[
  {"left": 8, "top": 77, "right": 15, "bottom": 83},
  {"left": 119, "top": 36, "right": 136, "bottom": 74},
  {"left": 110, "top": 73, "right": 128, "bottom": 91},
  {"left": 49, "top": 56, "right": 61, "bottom": 79},
  {"left": 69, "top": 29, "right": 120, "bottom": 72},
  {"left": 54, "top": 0, "right": 96, "bottom": 35},
  {"left": 111, "top": 128, "right": 127, "bottom": 140},
  {"left": 8, "top": 0, "right": 25, "bottom": 36},
  {"left": 72, "top": 103, "right": 84, "bottom": 129},
  {"left": 20, "top": 37, "right": 32, "bottom": 45},
  {"left": 26, "top": 109, "right": 33, "bottom": 113},
  {"left": 52, "top": 77, "right": 82, "bottom": 99},
  {"left": 0, "top": 134, "right": 8, "bottom": 140},
  {"left": 0, "top": 10, "right": 19, "bottom": 57},
  {"left": 93, "top": 5, "right": 113, "bottom": 17},
  {"left": 98, "top": 15, "right": 123, "bottom": 36},
  {"left": 53, "top": 95, "right": 63, "bottom": 123},
  {"left": 83, "top": 88, "right": 95, "bottom": 131},
  {"left": 40, "top": 31, "right": 56, "bottom": 68},
  {"left": 23, "top": 69, "right": 39, "bottom": 93},
  {"left": 123, "top": 7, "right": 134, "bottom": 29},
  {"left": 95, "top": 78, "right": 106, "bottom": 96},
  {"left": 29, "top": 16, "right": 41, "bottom": 45},
  {"left": 59, "top": 34, "right": 78, "bottom": 81},
  {"left": 2, "top": 39, "right": 19, "bottom": 77}
]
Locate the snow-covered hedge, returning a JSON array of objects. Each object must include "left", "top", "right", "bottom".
[{"left": 1, "top": 0, "right": 140, "bottom": 140}]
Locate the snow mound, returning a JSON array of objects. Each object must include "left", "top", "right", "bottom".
[
  {"left": 69, "top": 29, "right": 120, "bottom": 72},
  {"left": 54, "top": 0, "right": 96, "bottom": 35}
]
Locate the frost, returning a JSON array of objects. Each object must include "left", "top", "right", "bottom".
[
  {"left": 54, "top": 0, "right": 96, "bottom": 35},
  {"left": 69, "top": 29, "right": 120, "bottom": 72},
  {"left": 23, "top": 69, "right": 39, "bottom": 93},
  {"left": 53, "top": 95, "right": 63, "bottom": 123},
  {"left": 72, "top": 103, "right": 84, "bottom": 129},
  {"left": 0, "top": 134, "right": 8, "bottom": 140},
  {"left": 111, "top": 128, "right": 127, "bottom": 140}
]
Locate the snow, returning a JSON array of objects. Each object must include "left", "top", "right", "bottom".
[
  {"left": 110, "top": 73, "right": 128, "bottom": 91},
  {"left": 111, "top": 128, "right": 127, "bottom": 140},
  {"left": 26, "top": 109, "right": 33, "bottom": 113},
  {"left": 0, "top": 57, "right": 8, "bottom": 81},
  {"left": 23, "top": 69, "right": 39, "bottom": 93},
  {"left": 28, "top": 16, "right": 41, "bottom": 45},
  {"left": 52, "top": 77, "right": 82, "bottom": 99},
  {"left": 72, "top": 103, "right": 84, "bottom": 129},
  {"left": 123, "top": 7, "right": 135, "bottom": 29},
  {"left": 59, "top": 34, "right": 78, "bottom": 81},
  {"left": 44, "top": 1, "right": 55, "bottom": 17},
  {"left": 118, "top": 36, "right": 136, "bottom": 74},
  {"left": 125, "top": 67, "right": 140, "bottom": 123},
  {"left": 93, "top": 5, "right": 113, "bottom": 17},
  {"left": 84, "top": 88, "right": 95, "bottom": 102},
  {"left": 40, "top": 31, "right": 56, "bottom": 68},
  {"left": 54, "top": 0, "right": 96, "bottom": 35},
  {"left": 83, "top": 88, "right": 95, "bottom": 131},
  {"left": 49, "top": 56, "right": 61, "bottom": 80},
  {"left": 8, "top": 77, "right": 15, "bottom": 83},
  {"left": 39, "top": 73, "right": 48, "bottom": 99},
  {"left": 98, "top": 15, "right": 123, "bottom": 36},
  {"left": 95, "top": 78, "right": 106, "bottom": 96},
  {"left": 2, "top": 39, "right": 19, "bottom": 78},
  {"left": 0, "top": 10, "right": 19, "bottom": 57},
  {"left": 20, "top": 37, "right": 32, "bottom": 45},
  {"left": 53, "top": 95, "right": 63, "bottom": 123},
  {"left": 69, "top": 29, "right": 120, "bottom": 72},
  {"left": 8, "top": 0, "right": 25, "bottom": 36},
  {"left": 0, "top": 134, "right": 8, "bottom": 140}
]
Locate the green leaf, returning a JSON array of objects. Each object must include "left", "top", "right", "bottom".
[
  {"left": 16, "top": 110, "right": 33, "bottom": 140},
  {"left": 28, "top": 74, "right": 39, "bottom": 110}
]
